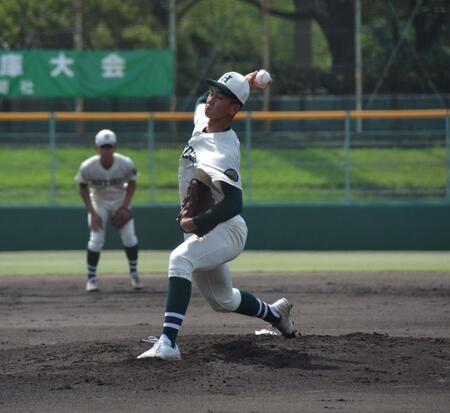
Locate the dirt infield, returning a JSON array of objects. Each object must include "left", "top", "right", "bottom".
[{"left": 1, "top": 272, "right": 450, "bottom": 412}]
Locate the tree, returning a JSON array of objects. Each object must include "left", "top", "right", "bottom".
[
  {"left": 363, "top": 0, "right": 449, "bottom": 95},
  {"left": 0, "top": 0, "right": 167, "bottom": 49},
  {"left": 241, "top": 0, "right": 356, "bottom": 93},
  {"left": 0, "top": 0, "right": 74, "bottom": 48},
  {"left": 0, "top": 0, "right": 448, "bottom": 97}
]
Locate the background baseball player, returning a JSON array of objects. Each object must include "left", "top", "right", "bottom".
[
  {"left": 137, "top": 70, "right": 297, "bottom": 360},
  {"left": 76, "top": 129, "right": 143, "bottom": 292}
]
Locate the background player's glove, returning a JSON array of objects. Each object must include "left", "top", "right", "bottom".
[
  {"left": 111, "top": 206, "right": 133, "bottom": 229},
  {"left": 177, "top": 179, "right": 215, "bottom": 237}
]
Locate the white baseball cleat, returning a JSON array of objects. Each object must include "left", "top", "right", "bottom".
[
  {"left": 137, "top": 335, "right": 181, "bottom": 360},
  {"left": 130, "top": 274, "right": 143, "bottom": 290},
  {"left": 86, "top": 278, "right": 99, "bottom": 292},
  {"left": 270, "top": 298, "right": 298, "bottom": 338}
]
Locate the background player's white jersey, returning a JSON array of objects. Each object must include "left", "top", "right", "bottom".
[
  {"left": 179, "top": 103, "right": 243, "bottom": 204},
  {"left": 76, "top": 153, "right": 138, "bottom": 203}
]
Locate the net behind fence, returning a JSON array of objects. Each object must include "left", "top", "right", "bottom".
[{"left": 0, "top": 108, "right": 448, "bottom": 205}]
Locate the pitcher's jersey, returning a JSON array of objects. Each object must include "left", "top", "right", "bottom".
[
  {"left": 179, "top": 103, "right": 243, "bottom": 204},
  {"left": 75, "top": 152, "right": 138, "bottom": 202}
]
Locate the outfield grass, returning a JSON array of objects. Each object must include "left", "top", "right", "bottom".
[
  {"left": 0, "top": 251, "right": 449, "bottom": 276},
  {"left": 0, "top": 146, "right": 445, "bottom": 204}
]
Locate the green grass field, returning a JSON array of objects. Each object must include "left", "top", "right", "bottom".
[
  {"left": 0, "top": 146, "right": 445, "bottom": 204},
  {"left": 1, "top": 251, "right": 449, "bottom": 276}
]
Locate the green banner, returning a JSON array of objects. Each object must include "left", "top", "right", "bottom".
[{"left": 0, "top": 49, "right": 173, "bottom": 97}]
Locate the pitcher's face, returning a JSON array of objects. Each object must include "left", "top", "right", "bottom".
[{"left": 205, "top": 89, "right": 240, "bottom": 120}]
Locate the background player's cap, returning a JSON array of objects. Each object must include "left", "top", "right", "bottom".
[
  {"left": 95, "top": 129, "right": 117, "bottom": 147},
  {"left": 207, "top": 72, "right": 249, "bottom": 105}
]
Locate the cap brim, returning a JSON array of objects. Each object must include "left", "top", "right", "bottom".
[
  {"left": 206, "top": 79, "right": 242, "bottom": 104},
  {"left": 96, "top": 142, "right": 116, "bottom": 147}
]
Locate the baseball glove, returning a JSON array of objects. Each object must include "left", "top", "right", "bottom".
[
  {"left": 177, "top": 179, "right": 215, "bottom": 237},
  {"left": 111, "top": 206, "right": 133, "bottom": 229}
]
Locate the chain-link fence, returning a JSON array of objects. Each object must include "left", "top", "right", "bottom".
[{"left": 0, "top": 105, "right": 448, "bottom": 206}]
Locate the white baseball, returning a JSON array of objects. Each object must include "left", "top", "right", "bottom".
[{"left": 255, "top": 69, "right": 272, "bottom": 85}]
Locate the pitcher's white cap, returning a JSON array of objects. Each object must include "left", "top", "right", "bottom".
[
  {"left": 207, "top": 72, "right": 249, "bottom": 105},
  {"left": 95, "top": 129, "right": 117, "bottom": 146}
]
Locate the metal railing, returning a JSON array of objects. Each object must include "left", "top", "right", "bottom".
[{"left": 0, "top": 109, "right": 449, "bottom": 205}]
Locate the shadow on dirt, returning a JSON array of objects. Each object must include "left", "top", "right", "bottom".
[{"left": 212, "top": 336, "right": 340, "bottom": 371}]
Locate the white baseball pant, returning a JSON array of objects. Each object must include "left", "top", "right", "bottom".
[
  {"left": 87, "top": 199, "right": 138, "bottom": 252},
  {"left": 168, "top": 215, "right": 247, "bottom": 312}
]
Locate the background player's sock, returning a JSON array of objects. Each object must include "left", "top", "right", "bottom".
[
  {"left": 234, "top": 290, "right": 281, "bottom": 324},
  {"left": 125, "top": 244, "right": 138, "bottom": 278},
  {"left": 162, "top": 276, "right": 191, "bottom": 347},
  {"left": 87, "top": 249, "right": 100, "bottom": 279}
]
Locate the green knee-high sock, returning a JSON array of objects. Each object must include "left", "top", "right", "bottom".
[
  {"left": 87, "top": 249, "right": 100, "bottom": 279},
  {"left": 162, "top": 276, "right": 191, "bottom": 347},
  {"left": 234, "top": 290, "right": 280, "bottom": 324},
  {"left": 125, "top": 244, "right": 138, "bottom": 276}
]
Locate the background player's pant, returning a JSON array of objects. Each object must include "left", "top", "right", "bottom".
[
  {"left": 168, "top": 216, "right": 247, "bottom": 312},
  {"left": 87, "top": 201, "right": 138, "bottom": 252}
]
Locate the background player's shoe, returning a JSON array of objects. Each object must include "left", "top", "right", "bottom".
[
  {"left": 130, "top": 274, "right": 143, "bottom": 290},
  {"left": 86, "top": 278, "right": 99, "bottom": 292},
  {"left": 137, "top": 335, "right": 181, "bottom": 360},
  {"left": 271, "top": 298, "right": 298, "bottom": 338}
]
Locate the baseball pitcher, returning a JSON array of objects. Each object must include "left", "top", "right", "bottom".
[
  {"left": 138, "top": 70, "right": 297, "bottom": 361},
  {"left": 75, "top": 129, "right": 142, "bottom": 292}
]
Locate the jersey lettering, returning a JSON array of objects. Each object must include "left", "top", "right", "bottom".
[
  {"left": 181, "top": 144, "right": 197, "bottom": 163},
  {"left": 91, "top": 178, "right": 125, "bottom": 187}
]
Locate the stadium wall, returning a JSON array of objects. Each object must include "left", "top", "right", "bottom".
[{"left": 1, "top": 204, "right": 449, "bottom": 251}]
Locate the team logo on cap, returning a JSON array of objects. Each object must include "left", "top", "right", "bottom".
[
  {"left": 224, "top": 168, "right": 239, "bottom": 182},
  {"left": 220, "top": 74, "right": 233, "bottom": 84}
]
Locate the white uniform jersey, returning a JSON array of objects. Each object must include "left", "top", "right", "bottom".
[
  {"left": 169, "top": 102, "right": 248, "bottom": 308},
  {"left": 75, "top": 152, "right": 138, "bottom": 203},
  {"left": 178, "top": 103, "right": 243, "bottom": 204}
]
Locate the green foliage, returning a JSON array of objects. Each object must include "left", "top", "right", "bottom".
[
  {"left": 362, "top": 0, "right": 450, "bottom": 94},
  {"left": 0, "top": 0, "right": 448, "bottom": 94},
  {"left": 177, "top": 0, "right": 262, "bottom": 94},
  {"left": 90, "top": 22, "right": 114, "bottom": 49},
  {"left": 311, "top": 21, "right": 332, "bottom": 71},
  {"left": 0, "top": 0, "right": 167, "bottom": 49},
  {"left": 0, "top": 0, "right": 73, "bottom": 48}
]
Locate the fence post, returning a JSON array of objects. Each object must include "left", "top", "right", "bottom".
[
  {"left": 49, "top": 112, "right": 56, "bottom": 205},
  {"left": 245, "top": 112, "right": 253, "bottom": 202},
  {"left": 344, "top": 111, "right": 352, "bottom": 201},
  {"left": 446, "top": 112, "right": 450, "bottom": 201},
  {"left": 147, "top": 114, "right": 155, "bottom": 203}
]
